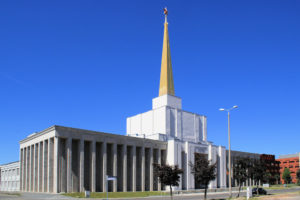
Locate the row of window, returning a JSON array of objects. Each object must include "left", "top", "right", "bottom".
[
  {"left": 282, "top": 160, "right": 299, "bottom": 164},
  {"left": 0, "top": 168, "right": 20, "bottom": 176}
]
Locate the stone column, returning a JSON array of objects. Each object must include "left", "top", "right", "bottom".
[
  {"left": 22, "top": 148, "right": 25, "bottom": 191},
  {"left": 27, "top": 146, "right": 30, "bottom": 191},
  {"left": 53, "top": 137, "right": 59, "bottom": 193},
  {"left": 141, "top": 146, "right": 145, "bottom": 191},
  {"left": 66, "top": 138, "right": 72, "bottom": 193},
  {"left": 20, "top": 148, "right": 23, "bottom": 191},
  {"left": 158, "top": 149, "right": 161, "bottom": 191},
  {"left": 149, "top": 147, "right": 154, "bottom": 191},
  {"left": 33, "top": 144, "right": 36, "bottom": 192},
  {"left": 91, "top": 141, "right": 96, "bottom": 192},
  {"left": 102, "top": 142, "right": 107, "bottom": 193},
  {"left": 25, "top": 147, "right": 28, "bottom": 192},
  {"left": 113, "top": 143, "right": 117, "bottom": 192},
  {"left": 28, "top": 146, "right": 32, "bottom": 192},
  {"left": 42, "top": 141, "right": 46, "bottom": 192},
  {"left": 48, "top": 138, "right": 53, "bottom": 193},
  {"left": 79, "top": 139, "right": 84, "bottom": 192},
  {"left": 122, "top": 144, "right": 127, "bottom": 192},
  {"left": 132, "top": 146, "right": 136, "bottom": 192}
]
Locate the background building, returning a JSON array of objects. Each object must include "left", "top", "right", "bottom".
[
  {"left": 260, "top": 154, "right": 280, "bottom": 184},
  {"left": 0, "top": 161, "right": 20, "bottom": 192},
  {"left": 277, "top": 153, "right": 300, "bottom": 184},
  {"left": 228, "top": 150, "right": 260, "bottom": 187}
]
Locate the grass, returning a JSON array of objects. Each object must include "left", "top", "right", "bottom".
[
  {"left": 263, "top": 183, "right": 298, "bottom": 190},
  {"left": 64, "top": 191, "right": 169, "bottom": 198},
  {"left": 0, "top": 192, "right": 21, "bottom": 196}
]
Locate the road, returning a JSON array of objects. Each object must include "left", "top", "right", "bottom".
[{"left": 0, "top": 188, "right": 299, "bottom": 200}]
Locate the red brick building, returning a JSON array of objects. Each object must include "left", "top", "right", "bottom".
[{"left": 276, "top": 153, "right": 300, "bottom": 184}]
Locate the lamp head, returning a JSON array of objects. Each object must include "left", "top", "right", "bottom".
[
  {"left": 233, "top": 105, "right": 238, "bottom": 109},
  {"left": 219, "top": 108, "right": 225, "bottom": 111}
]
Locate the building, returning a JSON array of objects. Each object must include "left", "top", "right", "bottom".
[
  {"left": 277, "top": 153, "right": 300, "bottom": 184},
  {"left": 260, "top": 154, "right": 280, "bottom": 184},
  {"left": 228, "top": 150, "right": 260, "bottom": 187},
  {"left": 19, "top": 11, "right": 226, "bottom": 193},
  {"left": 0, "top": 161, "right": 20, "bottom": 192}
]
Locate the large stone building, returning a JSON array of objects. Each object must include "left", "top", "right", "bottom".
[
  {"left": 0, "top": 161, "right": 20, "bottom": 192},
  {"left": 19, "top": 12, "right": 226, "bottom": 193}
]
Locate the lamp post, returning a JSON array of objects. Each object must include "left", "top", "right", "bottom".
[{"left": 219, "top": 105, "right": 238, "bottom": 198}]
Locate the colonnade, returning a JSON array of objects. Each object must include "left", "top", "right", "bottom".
[
  {"left": 20, "top": 137, "right": 55, "bottom": 193},
  {"left": 20, "top": 136, "right": 166, "bottom": 193}
]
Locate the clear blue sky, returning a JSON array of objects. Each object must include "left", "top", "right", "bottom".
[{"left": 0, "top": 0, "right": 299, "bottom": 164}]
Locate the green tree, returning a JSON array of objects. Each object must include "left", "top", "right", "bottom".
[
  {"left": 282, "top": 168, "right": 292, "bottom": 184},
  {"left": 274, "top": 174, "right": 280, "bottom": 185},
  {"left": 252, "top": 159, "right": 267, "bottom": 195},
  {"left": 296, "top": 169, "right": 300, "bottom": 185},
  {"left": 189, "top": 153, "right": 217, "bottom": 200},
  {"left": 153, "top": 164, "right": 183, "bottom": 200},
  {"left": 233, "top": 157, "right": 250, "bottom": 197}
]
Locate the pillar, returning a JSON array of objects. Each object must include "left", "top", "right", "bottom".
[
  {"left": 122, "top": 144, "right": 127, "bottom": 192},
  {"left": 113, "top": 143, "right": 117, "bottom": 192},
  {"left": 67, "top": 138, "right": 72, "bottom": 193},
  {"left": 20, "top": 148, "right": 23, "bottom": 191},
  {"left": 141, "top": 146, "right": 145, "bottom": 191},
  {"left": 150, "top": 147, "right": 153, "bottom": 191},
  {"left": 29, "top": 146, "right": 32, "bottom": 192},
  {"left": 26, "top": 147, "right": 29, "bottom": 191},
  {"left": 158, "top": 149, "right": 161, "bottom": 191},
  {"left": 79, "top": 139, "right": 84, "bottom": 192},
  {"left": 48, "top": 138, "right": 54, "bottom": 193},
  {"left": 53, "top": 137, "right": 59, "bottom": 193},
  {"left": 42, "top": 140, "right": 47, "bottom": 192},
  {"left": 91, "top": 141, "right": 96, "bottom": 192},
  {"left": 132, "top": 146, "right": 136, "bottom": 192},
  {"left": 102, "top": 141, "right": 107, "bottom": 192},
  {"left": 33, "top": 144, "right": 37, "bottom": 192}
]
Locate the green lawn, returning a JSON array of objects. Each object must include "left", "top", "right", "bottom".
[
  {"left": 264, "top": 183, "right": 298, "bottom": 190},
  {"left": 64, "top": 191, "right": 169, "bottom": 198}
]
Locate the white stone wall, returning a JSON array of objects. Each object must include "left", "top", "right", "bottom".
[
  {"left": 127, "top": 94, "right": 226, "bottom": 190},
  {"left": 0, "top": 161, "right": 20, "bottom": 192},
  {"left": 127, "top": 95, "right": 207, "bottom": 143}
]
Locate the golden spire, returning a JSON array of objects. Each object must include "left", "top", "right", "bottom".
[{"left": 159, "top": 8, "right": 175, "bottom": 96}]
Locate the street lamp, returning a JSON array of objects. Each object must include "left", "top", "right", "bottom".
[{"left": 219, "top": 105, "right": 238, "bottom": 198}]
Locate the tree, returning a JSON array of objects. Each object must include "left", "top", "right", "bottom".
[
  {"left": 153, "top": 164, "right": 183, "bottom": 200},
  {"left": 274, "top": 174, "right": 280, "bottom": 185},
  {"left": 233, "top": 157, "right": 250, "bottom": 197},
  {"left": 251, "top": 159, "right": 267, "bottom": 195},
  {"left": 282, "top": 168, "right": 292, "bottom": 184},
  {"left": 296, "top": 169, "right": 300, "bottom": 186},
  {"left": 190, "top": 153, "right": 217, "bottom": 200}
]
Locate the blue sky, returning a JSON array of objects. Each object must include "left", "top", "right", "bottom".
[{"left": 0, "top": 0, "right": 299, "bottom": 164}]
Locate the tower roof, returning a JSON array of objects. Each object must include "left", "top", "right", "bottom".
[{"left": 159, "top": 8, "right": 175, "bottom": 96}]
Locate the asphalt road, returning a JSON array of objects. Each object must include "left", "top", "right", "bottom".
[{"left": 0, "top": 188, "right": 299, "bottom": 200}]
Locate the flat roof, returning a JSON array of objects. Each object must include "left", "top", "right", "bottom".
[{"left": 278, "top": 153, "right": 300, "bottom": 159}]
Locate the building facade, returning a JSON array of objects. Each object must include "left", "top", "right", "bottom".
[
  {"left": 260, "top": 154, "right": 280, "bottom": 184},
  {"left": 19, "top": 11, "right": 226, "bottom": 193},
  {"left": 228, "top": 150, "right": 260, "bottom": 187},
  {"left": 0, "top": 161, "right": 20, "bottom": 192},
  {"left": 19, "top": 126, "right": 167, "bottom": 193},
  {"left": 277, "top": 153, "right": 300, "bottom": 184}
]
